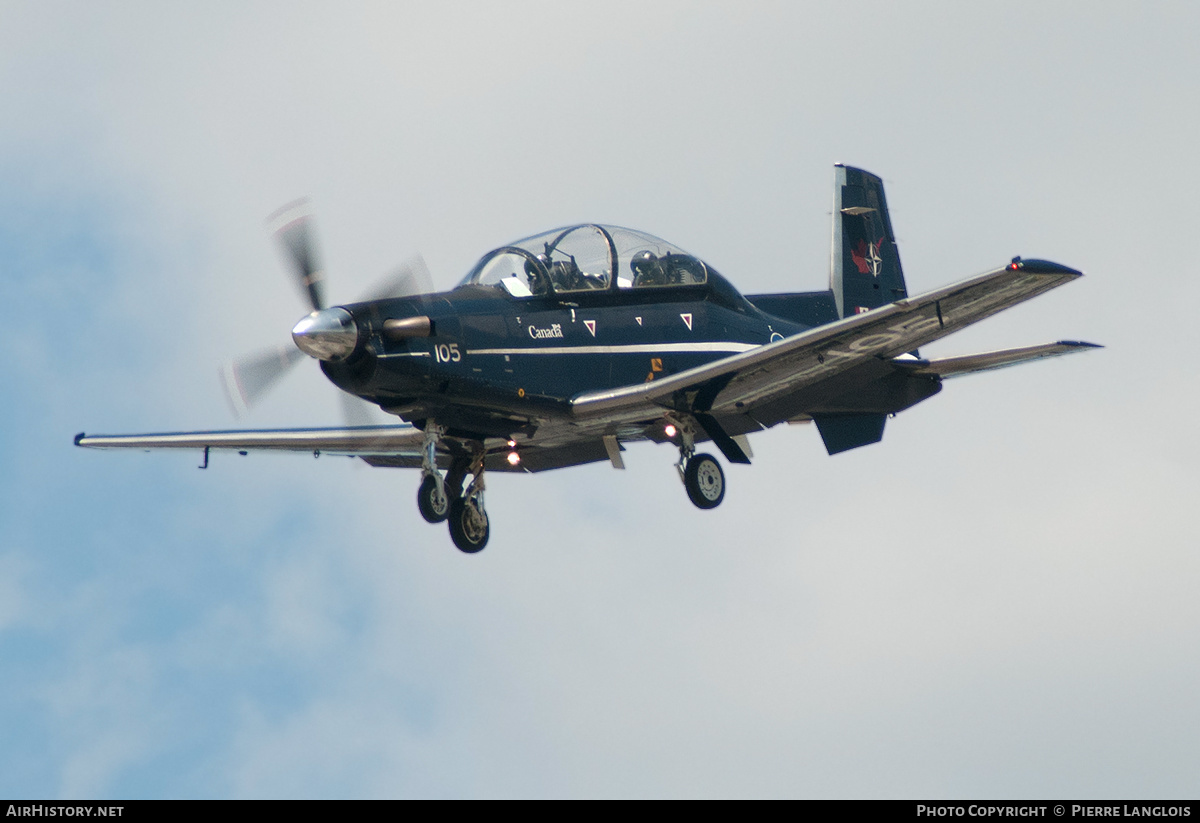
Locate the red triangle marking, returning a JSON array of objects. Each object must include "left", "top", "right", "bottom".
[
  {"left": 680, "top": 313, "right": 693, "bottom": 331},
  {"left": 584, "top": 319, "right": 596, "bottom": 337}
]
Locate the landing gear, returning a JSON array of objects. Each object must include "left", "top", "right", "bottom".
[
  {"left": 413, "top": 422, "right": 492, "bottom": 553},
  {"left": 448, "top": 452, "right": 489, "bottom": 553},
  {"left": 417, "top": 422, "right": 451, "bottom": 523},
  {"left": 684, "top": 453, "right": 725, "bottom": 509},
  {"left": 672, "top": 418, "right": 726, "bottom": 510},
  {"left": 448, "top": 494, "right": 489, "bottom": 553},
  {"left": 417, "top": 474, "right": 450, "bottom": 523}
]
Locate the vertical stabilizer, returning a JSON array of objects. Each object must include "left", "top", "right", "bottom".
[{"left": 830, "top": 165, "right": 909, "bottom": 319}]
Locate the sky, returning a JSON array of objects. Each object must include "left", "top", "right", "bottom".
[{"left": 1, "top": 0, "right": 1197, "bottom": 799}]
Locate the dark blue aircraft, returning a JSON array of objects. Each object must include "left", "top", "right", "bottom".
[{"left": 76, "top": 166, "right": 1098, "bottom": 552}]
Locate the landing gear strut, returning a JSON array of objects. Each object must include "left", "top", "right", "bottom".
[
  {"left": 416, "top": 422, "right": 450, "bottom": 523},
  {"left": 414, "top": 424, "right": 491, "bottom": 552},
  {"left": 672, "top": 418, "right": 725, "bottom": 510}
]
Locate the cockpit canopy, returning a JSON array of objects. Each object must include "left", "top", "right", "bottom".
[{"left": 456, "top": 224, "right": 713, "bottom": 298}]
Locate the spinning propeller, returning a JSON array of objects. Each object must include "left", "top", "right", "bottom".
[{"left": 220, "top": 199, "right": 434, "bottom": 418}]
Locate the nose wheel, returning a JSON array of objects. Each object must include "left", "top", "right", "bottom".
[
  {"left": 417, "top": 474, "right": 450, "bottom": 523},
  {"left": 417, "top": 422, "right": 454, "bottom": 523}
]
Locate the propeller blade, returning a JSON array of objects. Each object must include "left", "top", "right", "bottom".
[
  {"left": 223, "top": 203, "right": 438, "bottom": 418},
  {"left": 267, "top": 198, "right": 325, "bottom": 312},
  {"left": 340, "top": 391, "right": 379, "bottom": 428},
  {"left": 359, "top": 254, "right": 436, "bottom": 302},
  {"left": 219, "top": 344, "right": 305, "bottom": 418}
]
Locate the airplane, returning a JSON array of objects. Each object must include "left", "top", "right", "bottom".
[{"left": 75, "top": 165, "right": 1099, "bottom": 553}]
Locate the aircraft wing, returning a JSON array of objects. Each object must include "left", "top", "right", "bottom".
[
  {"left": 75, "top": 425, "right": 425, "bottom": 458},
  {"left": 571, "top": 259, "right": 1088, "bottom": 425},
  {"left": 74, "top": 422, "right": 608, "bottom": 474}
]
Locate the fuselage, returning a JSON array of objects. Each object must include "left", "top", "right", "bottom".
[
  {"left": 323, "top": 271, "right": 808, "bottom": 432},
  {"left": 303, "top": 223, "right": 821, "bottom": 437}
]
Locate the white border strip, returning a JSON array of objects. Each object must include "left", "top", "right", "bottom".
[{"left": 464, "top": 342, "right": 759, "bottom": 357}]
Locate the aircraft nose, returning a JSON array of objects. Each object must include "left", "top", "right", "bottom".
[{"left": 292, "top": 308, "right": 358, "bottom": 360}]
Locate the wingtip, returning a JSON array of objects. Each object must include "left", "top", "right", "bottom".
[
  {"left": 74, "top": 432, "right": 86, "bottom": 446},
  {"left": 1010, "top": 258, "right": 1084, "bottom": 276}
]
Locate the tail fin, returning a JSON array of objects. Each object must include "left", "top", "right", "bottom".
[{"left": 830, "top": 165, "right": 909, "bottom": 319}]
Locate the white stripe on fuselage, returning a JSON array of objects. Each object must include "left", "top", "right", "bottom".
[{"left": 463, "top": 341, "right": 759, "bottom": 356}]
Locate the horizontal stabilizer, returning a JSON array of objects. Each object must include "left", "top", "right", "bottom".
[
  {"left": 892, "top": 341, "right": 1101, "bottom": 379},
  {"left": 813, "top": 413, "right": 886, "bottom": 455}
]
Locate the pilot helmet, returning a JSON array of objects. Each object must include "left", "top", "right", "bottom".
[
  {"left": 524, "top": 253, "right": 550, "bottom": 293},
  {"left": 631, "top": 250, "right": 664, "bottom": 284},
  {"left": 525, "top": 253, "right": 550, "bottom": 279}
]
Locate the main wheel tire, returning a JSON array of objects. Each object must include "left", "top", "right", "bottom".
[
  {"left": 448, "top": 497, "right": 489, "bottom": 553},
  {"left": 417, "top": 475, "right": 451, "bottom": 523},
  {"left": 684, "top": 453, "right": 725, "bottom": 509}
]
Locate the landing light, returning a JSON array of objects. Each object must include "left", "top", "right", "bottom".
[
  {"left": 507, "top": 452, "right": 521, "bottom": 466},
  {"left": 664, "top": 424, "right": 677, "bottom": 438}
]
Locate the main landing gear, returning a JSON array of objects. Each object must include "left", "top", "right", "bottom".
[
  {"left": 447, "top": 477, "right": 488, "bottom": 553},
  {"left": 673, "top": 420, "right": 725, "bottom": 510},
  {"left": 684, "top": 453, "right": 725, "bottom": 509},
  {"left": 417, "top": 423, "right": 490, "bottom": 553}
]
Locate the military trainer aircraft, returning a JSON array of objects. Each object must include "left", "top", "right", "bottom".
[{"left": 76, "top": 166, "right": 1099, "bottom": 552}]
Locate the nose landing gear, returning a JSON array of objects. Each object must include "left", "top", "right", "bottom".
[
  {"left": 417, "top": 474, "right": 450, "bottom": 523},
  {"left": 416, "top": 423, "right": 450, "bottom": 523}
]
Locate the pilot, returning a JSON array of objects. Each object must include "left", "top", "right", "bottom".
[
  {"left": 668, "top": 253, "right": 705, "bottom": 285},
  {"left": 631, "top": 250, "right": 667, "bottom": 287},
  {"left": 548, "top": 257, "right": 582, "bottom": 291},
  {"left": 525, "top": 254, "right": 550, "bottom": 296}
]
